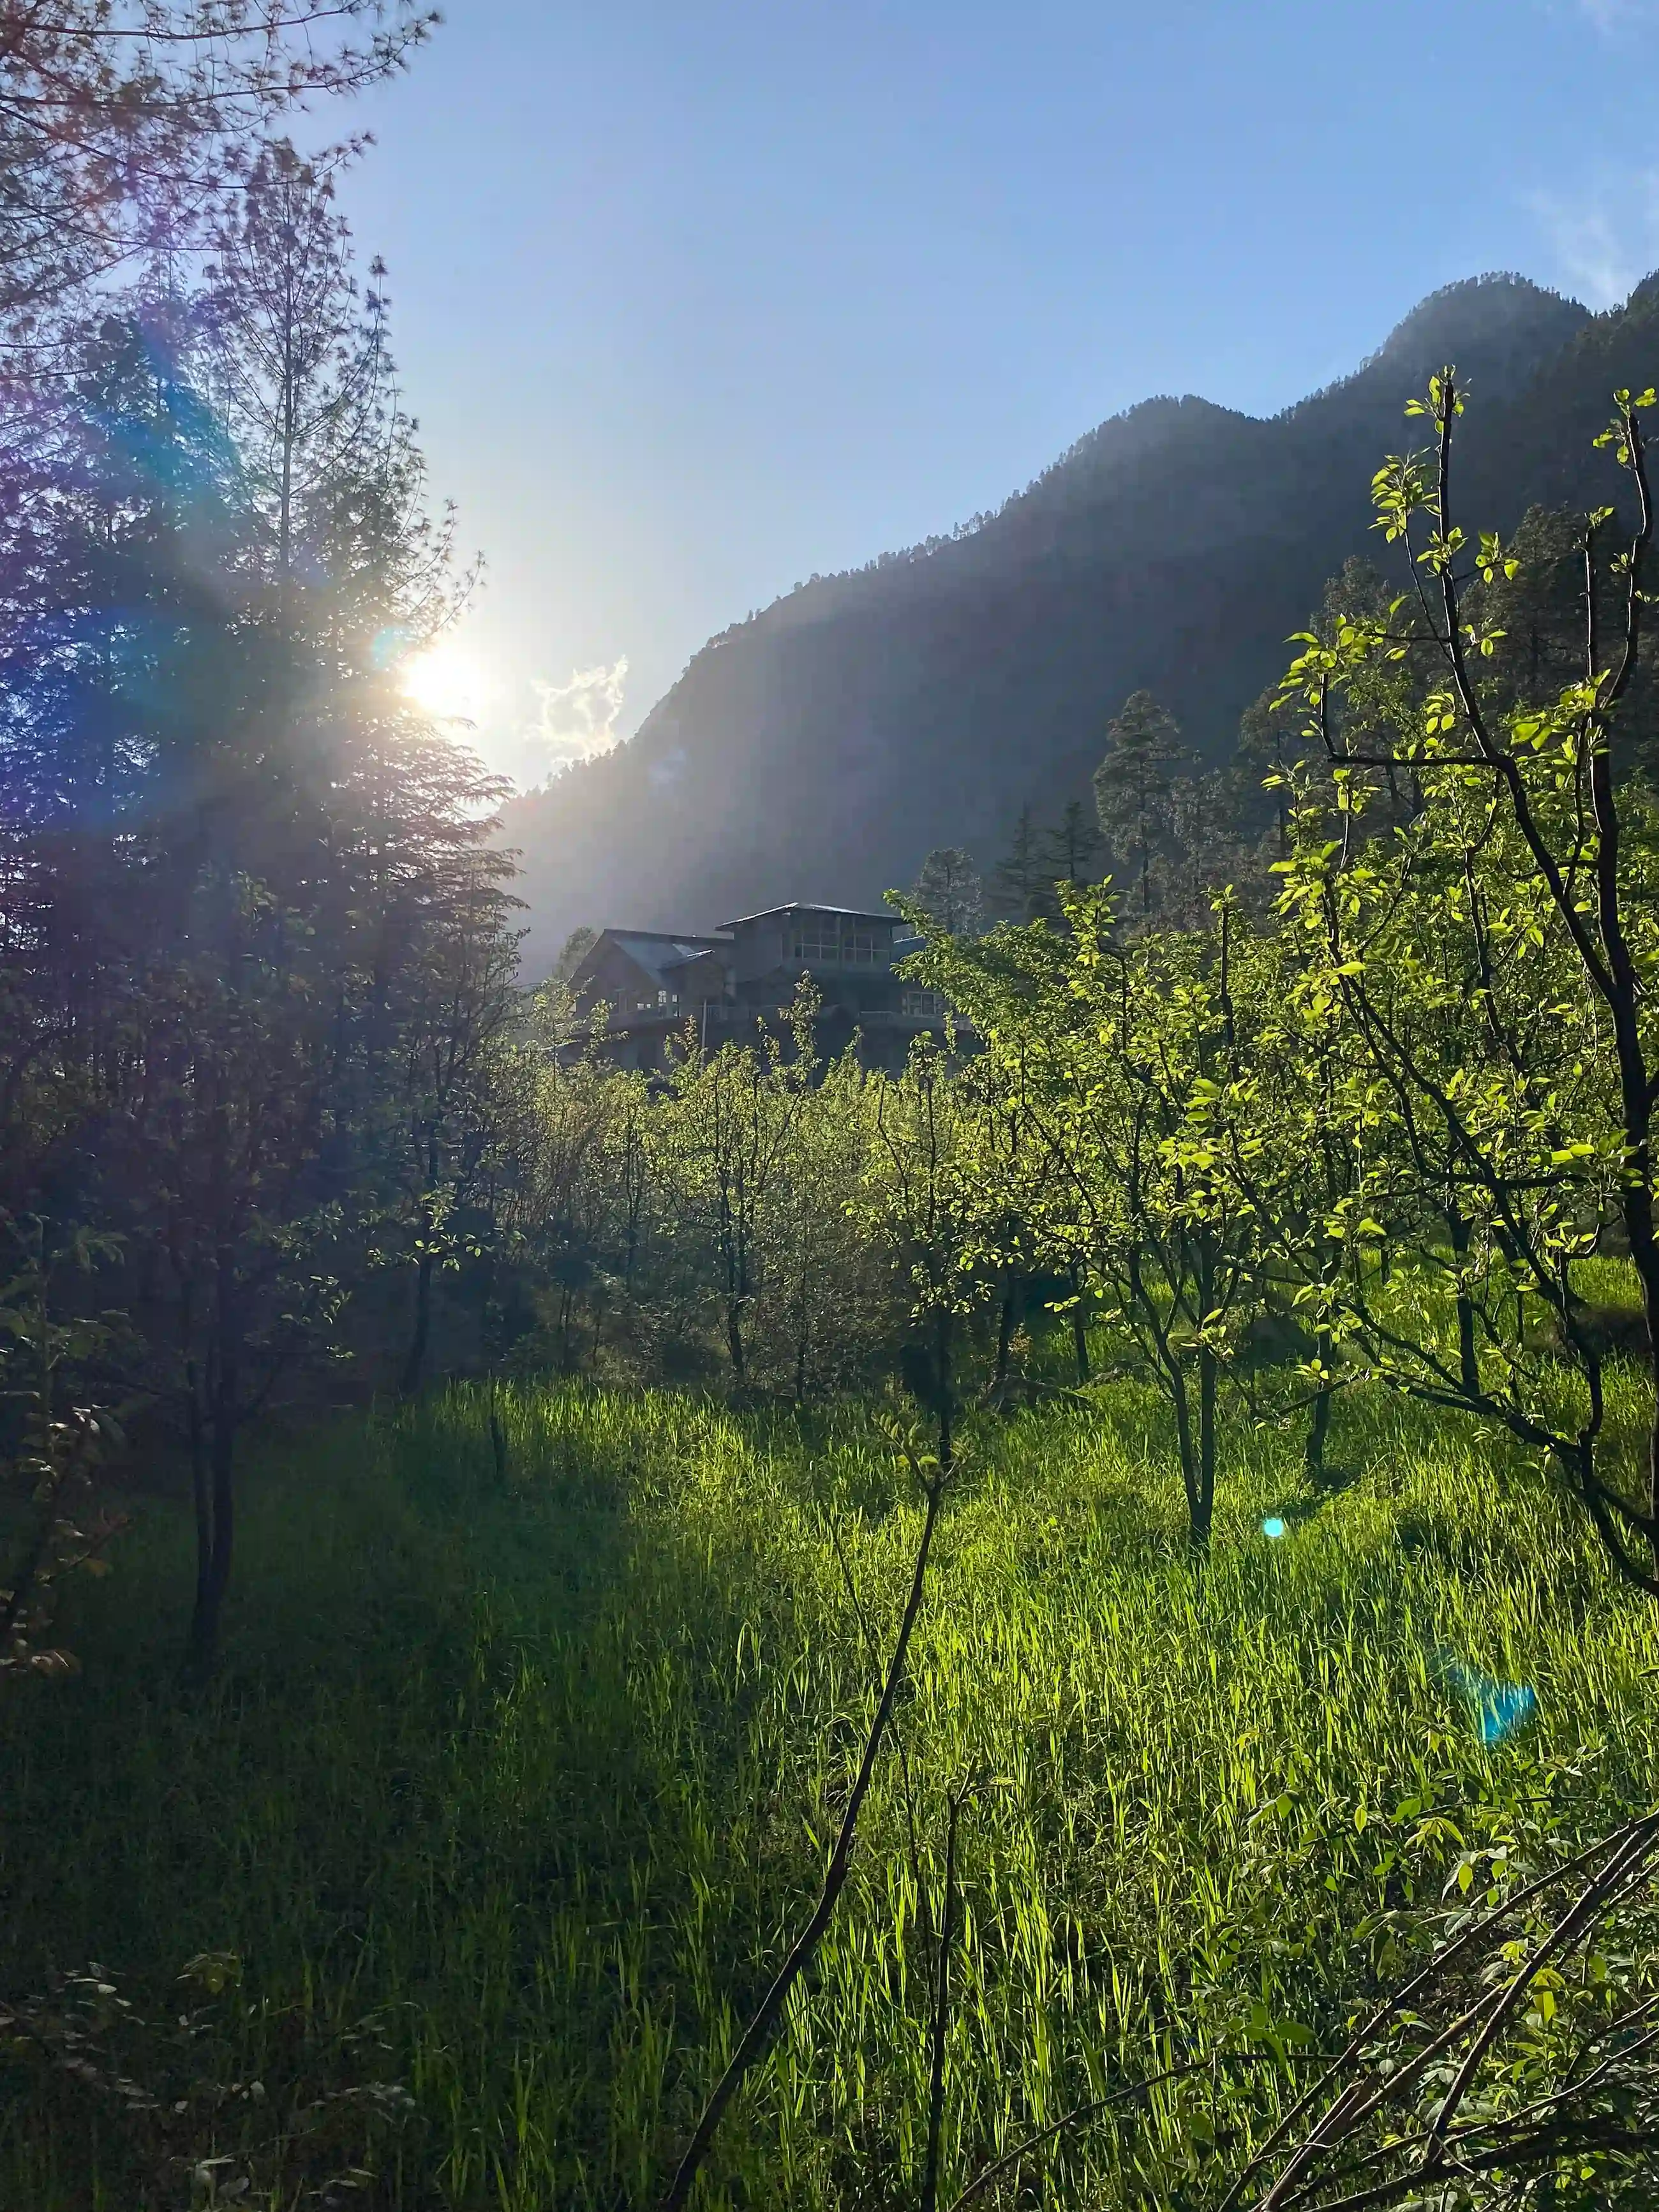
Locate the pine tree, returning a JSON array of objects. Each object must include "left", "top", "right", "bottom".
[
  {"left": 206, "top": 143, "right": 397, "bottom": 603},
  {"left": 1166, "top": 766, "right": 1237, "bottom": 924},
  {"left": 1092, "top": 690, "right": 1186, "bottom": 921},
  {"left": 1040, "top": 800, "right": 1103, "bottom": 888},
  {"left": 0, "top": 181, "right": 514, "bottom": 1671},
  {"left": 555, "top": 927, "right": 599, "bottom": 985},
  {"left": 989, "top": 806, "right": 1052, "bottom": 923},
  {"left": 0, "top": 1, "right": 432, "bottom": 329},
  {"left": 909, "top": 847, "right": 983, "bottom": 939}
]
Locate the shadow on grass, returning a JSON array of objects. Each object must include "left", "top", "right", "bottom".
[{"left": 1, "top": 1377, "right": 1652, "bottom": 2211}]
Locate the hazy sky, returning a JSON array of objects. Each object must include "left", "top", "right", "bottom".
[{"left": 336, "top": 0, "right": 1659, "bottom": 783}]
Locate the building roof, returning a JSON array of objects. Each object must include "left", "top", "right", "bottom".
[
  {"left": 718, "top": 902, "right": 899, "bottom": 931},
  {"left": 577, "top": 928, "right": 729, "bottom": 991}
]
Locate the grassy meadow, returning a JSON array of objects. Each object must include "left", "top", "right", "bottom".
[{"left": 2, "top": 1370, "right": 1657, "bottom": 2209}]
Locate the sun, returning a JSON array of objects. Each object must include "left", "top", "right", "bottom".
[{"left": 399, "top": 635, "right": 492, "bottom": 725}]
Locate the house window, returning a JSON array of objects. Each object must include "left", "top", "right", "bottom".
[
  {"left": 902, "top": 988, "right": 946, "bottom": 1020},
  {"left": 657, "top": 989, "right": 677, "bottom": 1007},
  {"left": 789, "top": 920, "right": 880, "bottom": 966}
]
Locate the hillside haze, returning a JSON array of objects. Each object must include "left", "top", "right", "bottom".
[{"left": 509, "top": 273, "right": 1659, "bottom": 971}]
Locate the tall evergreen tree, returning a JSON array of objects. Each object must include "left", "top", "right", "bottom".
[
  {"left": 0, "top": 0, "right": 433, "bottom": 329},
  {"left": 1040, "top": 799, "right": 1103, "bottom": 889},
  {"left": 1092, "top": 689, "right": 1186, "bottom": 922},
  {"left": 554, "top": 926, "right": 599, "bottom": 986},
  {"left": 0, "top": 165, "right": 514, "bottom": 1671},
  {"left": 1165, "top": 766, "right": 1237, "bottom": 924},
  {"left": 990, "top": 805, "right": 1052, "bottom": 923},
  {"left": 909, "top": 846, "right": 983, "bottom": 938},
  {"left": 204, "top": 141, "right": 438, "bottom": 614}
]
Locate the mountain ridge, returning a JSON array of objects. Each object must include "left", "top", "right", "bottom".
[{"left": 509, "top": 272, "right": 1646, "bottom": 971}]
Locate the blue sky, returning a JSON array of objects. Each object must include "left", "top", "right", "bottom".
[{"left": 337, "top": 0, "right": 1659, "bottom": 782}]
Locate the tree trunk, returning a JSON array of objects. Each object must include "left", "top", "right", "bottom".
[
  {"left": 0, "top": 1323, "right": 70, "bottom": 1662},
  {"left": 718, "top": 1185, "right": 748, "bottom": 1380},
  {"left": 1070, "top": 1269, "right": 1090, "bottom": 1384},
  {"left": 1196, "top": 1340, "right": 1217, "bottom": 1554},
  {"left": 400, "top": 1247, "right": 435, "bottom": 1400},
  {"left": 725, "top": 1297, "right": 746, "bottom": 1382},
  {"left": 186, "top": 1263, "right": 240, "bottom": 1679},
  {"left": 993, "top": 1279, "right": 1017, "bottom": 1392},
  {"left": 187, "top": 1360, "right": 211, "bottom": 1630},
  {"left": 1447, "top": 1208, "right": 1480, "bottom": 1400},
  {"left": 1626, "top": 1224, "right": 1659, "bottom": 1582},
  {"left": 1305, "top": 1385, "right": 1334, "bottom": 1488},
  {"left": 186, "top": 1392, "right": 237, "bottom": 1678},
  {"left": 1304, "top": 1328, "right": 1334, "bottom": 1487},
  {"left": 936, "top": 1308, "right": 954, "bottom": 1456},
  {"left": 1169, "top": 1361, "right": 1200, "bottom": 1548}
]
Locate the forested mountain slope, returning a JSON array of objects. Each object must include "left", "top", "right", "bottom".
[{"left": 509, "top": 272, "right": 1659, "bottom": 970}]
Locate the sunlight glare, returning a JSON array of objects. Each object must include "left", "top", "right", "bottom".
[{"left": 400, "top": 635, "right": 493, "bottom": 726}]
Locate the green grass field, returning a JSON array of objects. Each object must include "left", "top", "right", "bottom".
[{"left": 3, "top": 1374, "right": 1656, "bottom": 2209}]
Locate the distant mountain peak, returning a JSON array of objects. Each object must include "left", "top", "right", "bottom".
[
  {"left": 507, "top": 272, "right": 1643, "bottom": 972},
  {"left": 1348, "top": 272, "right": 1589, "bottom": 402}
]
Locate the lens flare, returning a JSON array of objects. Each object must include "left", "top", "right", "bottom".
[
  {"left": 1262, "top": 1516, "right": 1288, "bottom": 1540},
  {"left": 400, "top": 635, "right": 491, "bottom": 725},
  {"left": 1477, "top": 1682, "right": 1538, "bottom": 1744},
  {"left": 1435, "top": 1650, "right": 1538, "bottom": 1745}
]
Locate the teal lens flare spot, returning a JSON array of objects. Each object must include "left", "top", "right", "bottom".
[
  {"left": 1262, "top": 1517, "right": 1288, "bottom": 1540},
  {"left": 1478, "top": 1681, "right": 1536, "bottom": 1746},
  {"left": 1434, "top": 1649, "right": 1538, "bottom": 1745}
]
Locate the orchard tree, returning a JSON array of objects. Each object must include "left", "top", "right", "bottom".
[
  {"left": 662, "top": 1036, "right": 988, "bottom": 2212},
  {"left": 755, "top": 1044, "right": 893, "bottom": 1400},
  {"left": 389, "top": 843, "right": 521, "bottom": 1399},
  {"left": 660, "top": 987, "right": 817, "bottom": 1386},
  {"left": 914, "top": 889, "right": 1278, "bottom": 1552},
  {"left": 495, "top": 1023, "right": 658, "bottom": 1376},
  {"left": 1274, "top": 371, "right": 1659, "bottom": 1595}
]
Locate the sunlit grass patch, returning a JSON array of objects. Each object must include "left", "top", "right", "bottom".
[{"left": 1, "top": 1377, "right": 1655, "bottom": 2207}]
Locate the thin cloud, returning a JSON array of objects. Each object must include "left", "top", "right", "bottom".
[
  {"left": 1529, "top": 172, "right": 1659, "bottom": 308},
  {"left": 526, "top": 656, "right": 630, "bottom": 773},
  {"left": 1565, "top": 0, "right": 1655, "bottom": 28}
]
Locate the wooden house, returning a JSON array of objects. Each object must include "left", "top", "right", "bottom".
[{"left": 565, "top": 902, "right": 955, "bottom": 1073}]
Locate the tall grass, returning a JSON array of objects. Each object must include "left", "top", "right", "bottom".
[{"left": 1, "top": 1376, "right": 1655, "bottom": 2208}]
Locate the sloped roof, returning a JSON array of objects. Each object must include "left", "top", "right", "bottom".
[
  {"left": 577, "top": 928, "right": 728, "bottom": 992},
  {"left": 720, "top": 902, "right": 898, "bottom": 930}
]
